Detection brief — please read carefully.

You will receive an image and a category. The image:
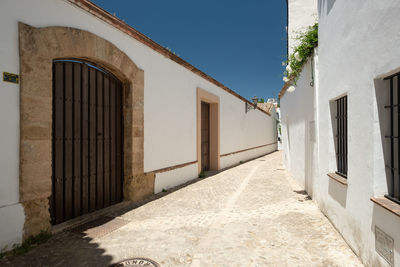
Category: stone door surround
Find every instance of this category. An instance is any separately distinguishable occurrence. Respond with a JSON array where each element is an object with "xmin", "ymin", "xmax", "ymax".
[{"xmin": 19, "ymin": 23, "xmax": 148, "ymax": 239}]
